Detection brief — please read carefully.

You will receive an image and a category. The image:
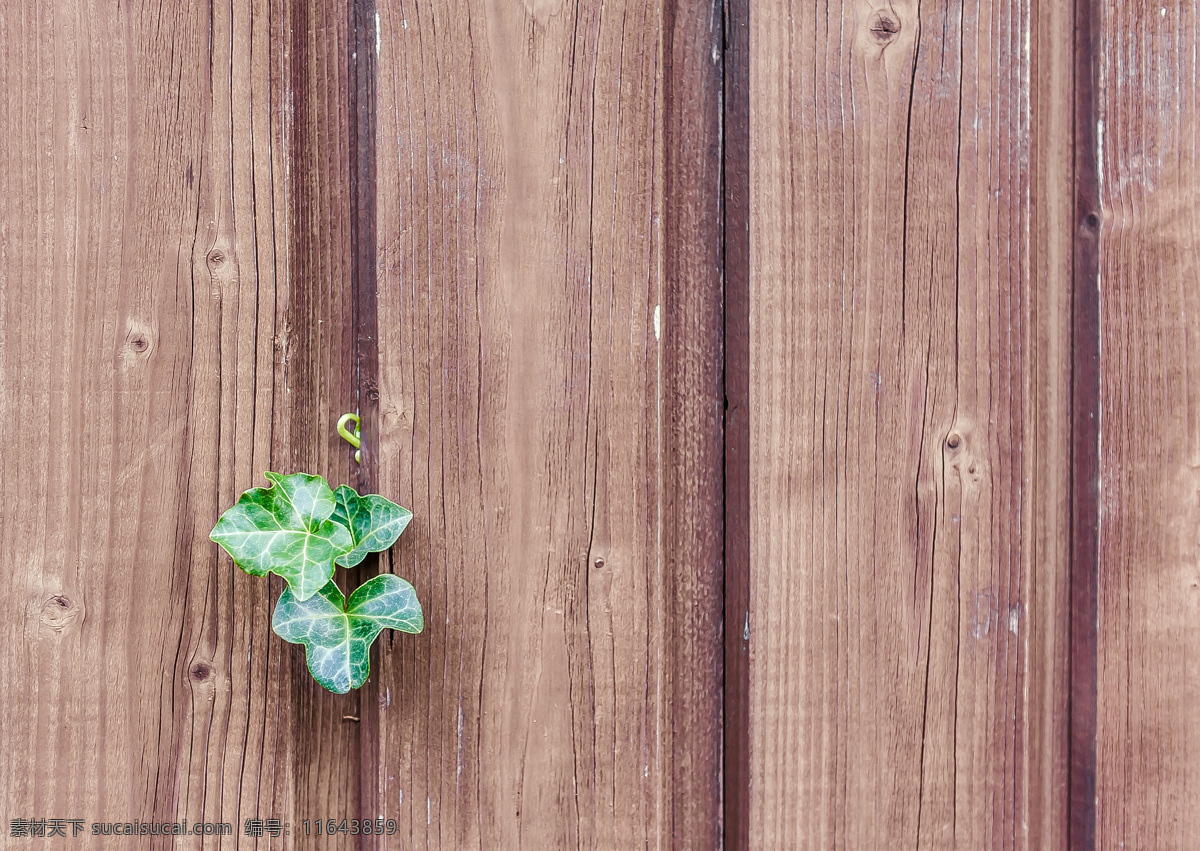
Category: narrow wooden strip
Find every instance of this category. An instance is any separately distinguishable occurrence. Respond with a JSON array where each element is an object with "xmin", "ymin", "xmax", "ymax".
[
  {"xmin": 350, "ymin": 0, "xmax": 380, "ymax": 494},
  {"xmin": 284, "ymin": 0, "xmax": 363, "ymax": 836},
  {"xmin": 1027, "ymin": 0, "xmax": 1075, "ymax": 845},
  {"xmin": 721, "ymin": 0, "xmax": 752, "ymax": 844},
  {"xmin": 347, "ymin": 0, "xmax": 385, "ymax": 834},
  {"xmin": 1069, "ymin": 0, "xmax": 1100, "ymax": 844},
  {"xmin": 663, "ymin": 0, "xmax": 726, "ymax": 843}
]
